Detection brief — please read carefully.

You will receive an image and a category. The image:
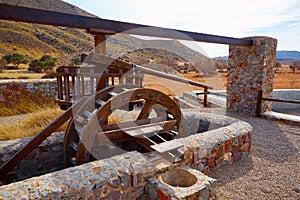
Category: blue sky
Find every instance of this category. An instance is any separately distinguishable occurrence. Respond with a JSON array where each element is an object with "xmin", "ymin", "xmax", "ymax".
[{"xmin": 64, "ymin": 0, "xmax": 300, "ymax": 57}]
